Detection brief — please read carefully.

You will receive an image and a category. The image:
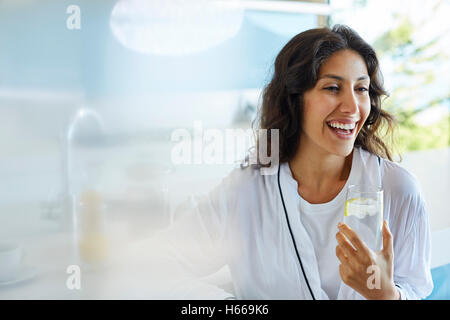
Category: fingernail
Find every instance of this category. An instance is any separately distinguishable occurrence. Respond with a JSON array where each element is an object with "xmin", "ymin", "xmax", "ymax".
[{"xmin": 338, "ymin": 222, "xmax": 343, "ymax": 228}]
